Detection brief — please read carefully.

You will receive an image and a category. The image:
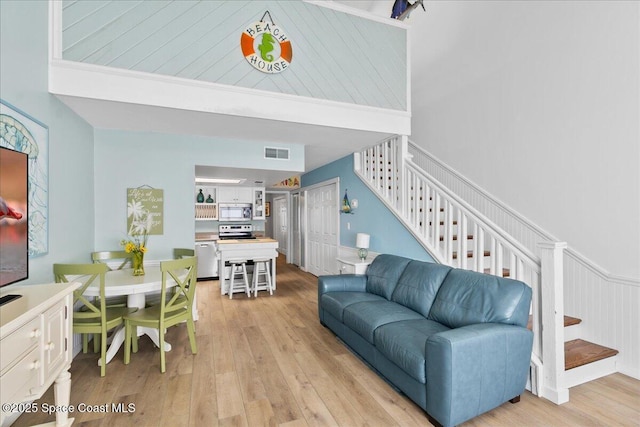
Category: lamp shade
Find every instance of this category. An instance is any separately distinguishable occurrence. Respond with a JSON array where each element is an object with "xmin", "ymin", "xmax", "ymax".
[{"xmin": 356, "ymin": 233, "xmax": 370, "ymax": 249}]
